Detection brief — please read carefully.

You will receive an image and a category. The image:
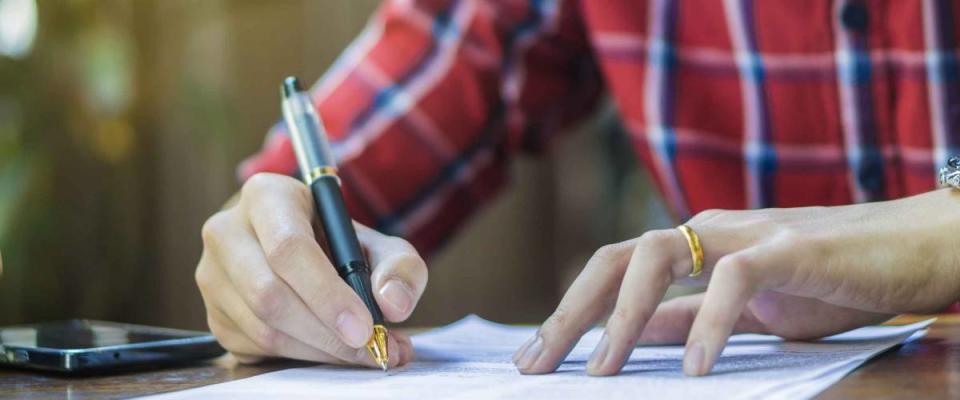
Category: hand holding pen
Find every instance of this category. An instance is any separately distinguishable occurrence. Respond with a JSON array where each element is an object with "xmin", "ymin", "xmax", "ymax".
[{"xmin": 195, "ymin": 79, "xmax": 427, "ymax": 370}]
